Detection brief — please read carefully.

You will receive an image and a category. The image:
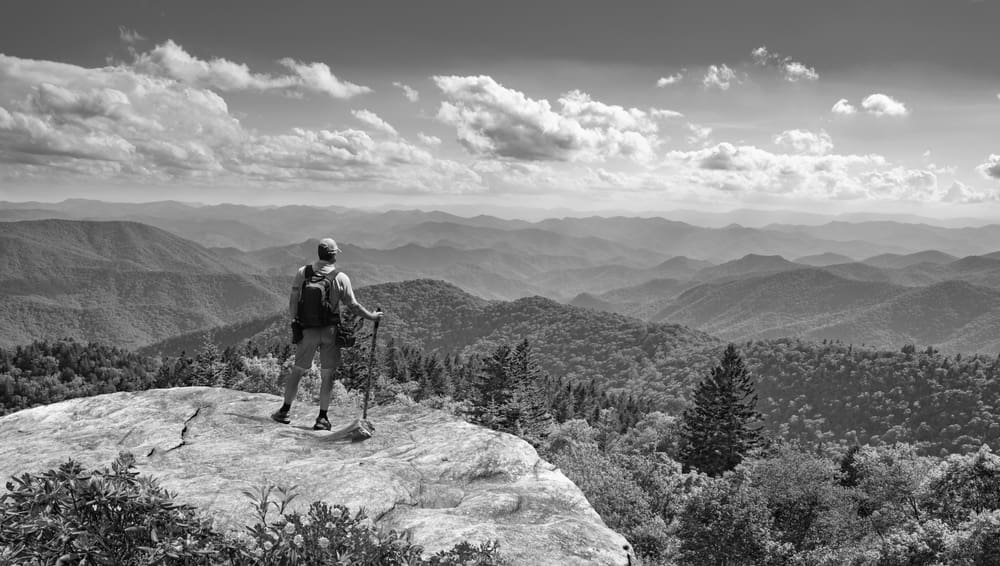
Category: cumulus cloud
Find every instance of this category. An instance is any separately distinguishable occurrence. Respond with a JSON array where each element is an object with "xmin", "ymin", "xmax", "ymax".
[
  {"xmin": 979, "ymin": 154, "xmax": 1000, "ymax": 180},
  {"xmin": 433, "ymin": 75, "xmax": 664, "ymax": 162},
  {"xmin": 783, "ymin": 62, "xmax": 819, "ymax": 82},
  {"xmin": 277, "ymin": 59, "xmax": 372, "ymax": 99},
  {"xmin": 658, "ymin": 142, "xmax": 947, "ymax": 201},
  {"xmin": 0, "ymin": 53, "xmax": 483, "ymax": 194},
  {"xmin": 130, "ymin": 40, "xmax": 371, "ymax": 99},
  {"xmin": 941, "ymin": 181, "xmax": 996, "ymax": 204},
  {"xmin": 392, "ymin": 81, "xmax": 419, "ymax": 102},
  {"xmin": 564, "ymin": 142, "xmax": 916, "ymax": 202},
  {"xmin": 656, "ymin": 73, "xmax": 683, "ymax": 87},
  {"xmin": 686, "ymin": 123, "xmax": 712, "ymax": 146},
  {"xmin": 861, "ymin": 167, "xmax": 937, "ymax": 199},
  {"xmin": 418, "ymin": 132, "xmax": 442, "ymax": 146},
  {"xmin": 861, "ymin": 93, "xmax": 908, "ymax": 117},
  {"xmin": 751, "ymin": 46, "xmax": 819, "ymax": 82},
  {"xmin": 702, "ymin": 64, "xmax": 738, "ymax": 90},
  {"xmin": 773, "ymin": 129, "xmax": 833, "ymax": 155},
  {"xmin": 351, "ymin": 109, "xmax": 398, "ymax": 136},
  {"xmin": 118, "ymin": 26, "xmax": 145, "ymax": 44},
  {"xmin": 832, "ymin": 98, "xmax": 857, "ymax": 115}
]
